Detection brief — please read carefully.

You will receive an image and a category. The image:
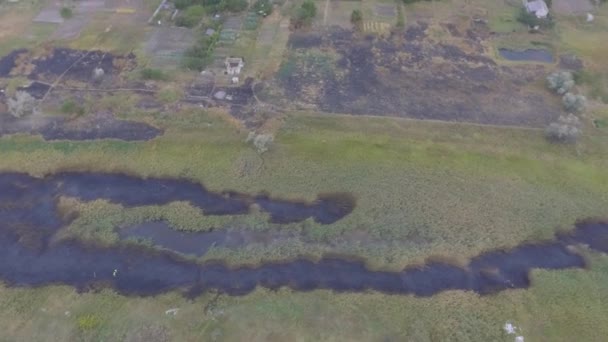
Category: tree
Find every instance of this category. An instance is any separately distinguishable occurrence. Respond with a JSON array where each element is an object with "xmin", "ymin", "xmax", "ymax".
[
  {"xmin": 351, "ymin": 10, "xmax": 363, "ymax": 30},
  {"xmin": 60, "ymin": 7, "xmax": 73, "ymax": 19},
  {"xmin": 546, "ymin": 71, "xmax": 574, "ymax": 95},
  {"xmin": 562, "ymin": 93, "xmax": 586, "ymax": 112},
  {"xmin": 545, "ymin": 114, "xmax": 582, "ymax": 143},
  {"xmin": 8, "ymin": 91, "xmax": 37, "ymax": 118},
  {"xmin": 292, "ymin": 0, "xmax": 317, "ymax": 28}
]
